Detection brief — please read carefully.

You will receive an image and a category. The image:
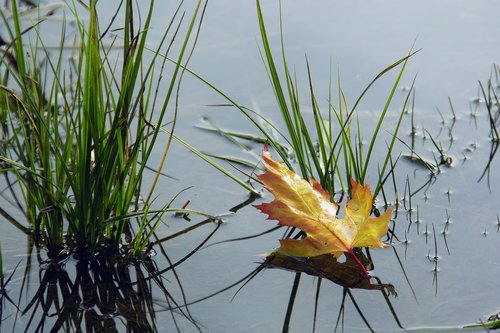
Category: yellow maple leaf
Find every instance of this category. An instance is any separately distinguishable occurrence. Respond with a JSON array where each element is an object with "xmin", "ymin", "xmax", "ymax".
[{"xmin": 255, "ymin": 145, "xmax": 392, "ymax": 275}]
